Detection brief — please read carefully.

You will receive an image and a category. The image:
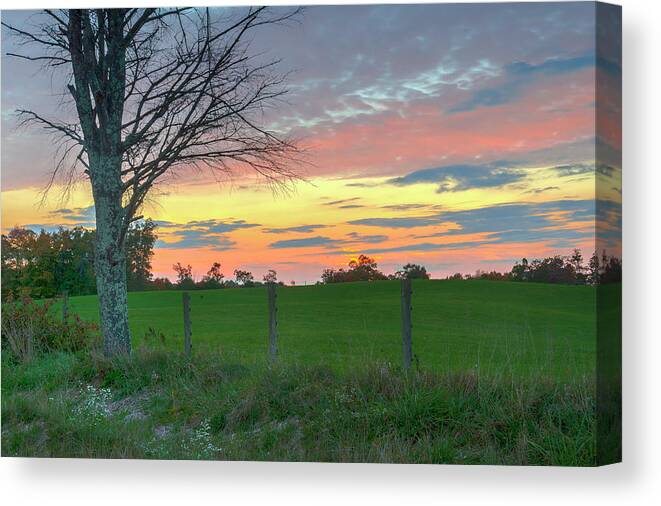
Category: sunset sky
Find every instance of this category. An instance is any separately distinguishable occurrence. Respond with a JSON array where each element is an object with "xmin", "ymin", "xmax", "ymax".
[{"xmin": 1, "ymin": 3, "xmax": 621, "ymax": 283}]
